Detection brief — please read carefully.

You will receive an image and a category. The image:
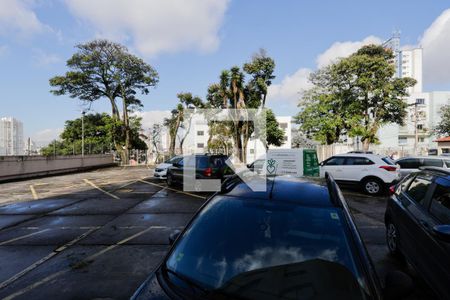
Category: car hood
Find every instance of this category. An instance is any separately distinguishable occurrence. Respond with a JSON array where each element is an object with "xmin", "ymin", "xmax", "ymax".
[
  {"xmin": 156, "ymin": 163, "xmax": 172, "ymax": 169},
  {"xmin": 131, "ymin": 273, "xmax": 169, "ymax": 300}
]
